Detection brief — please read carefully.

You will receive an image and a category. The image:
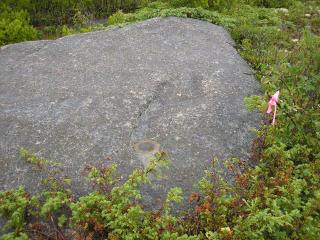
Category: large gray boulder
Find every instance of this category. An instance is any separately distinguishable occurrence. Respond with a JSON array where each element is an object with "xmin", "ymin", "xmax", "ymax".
[{"xmin": 0, "ymin": 17, "xmax": 261, "ymax": 212}]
